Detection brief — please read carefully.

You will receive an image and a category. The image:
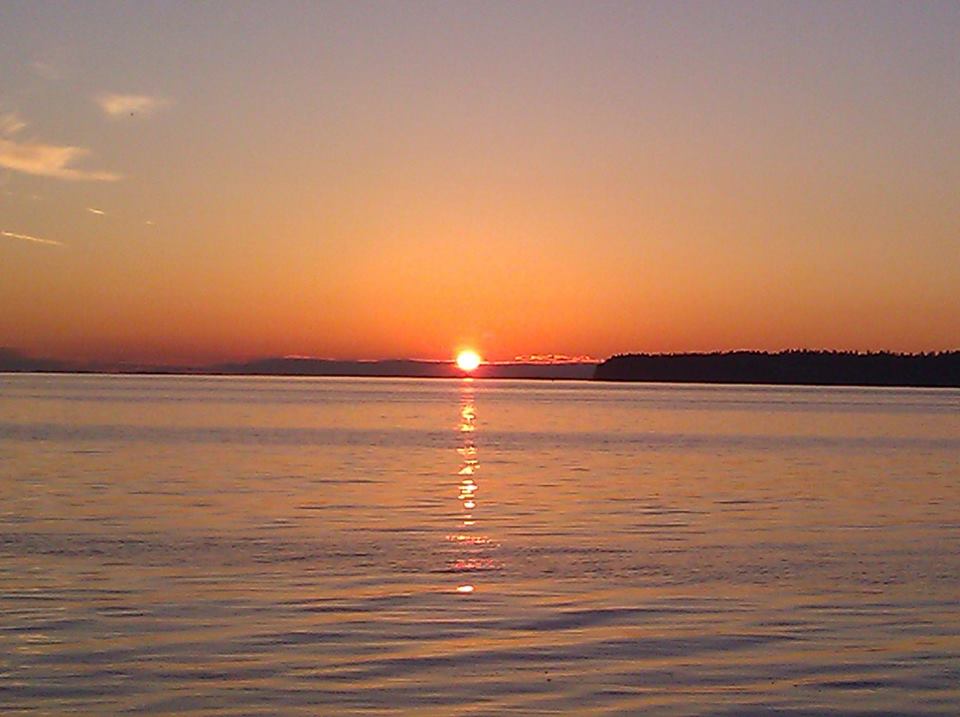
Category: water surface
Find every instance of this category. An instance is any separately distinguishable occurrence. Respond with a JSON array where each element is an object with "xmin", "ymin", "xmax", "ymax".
[{"xmin": 1, "ymin": 375, "xmax": 958, "ymax": 715}]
